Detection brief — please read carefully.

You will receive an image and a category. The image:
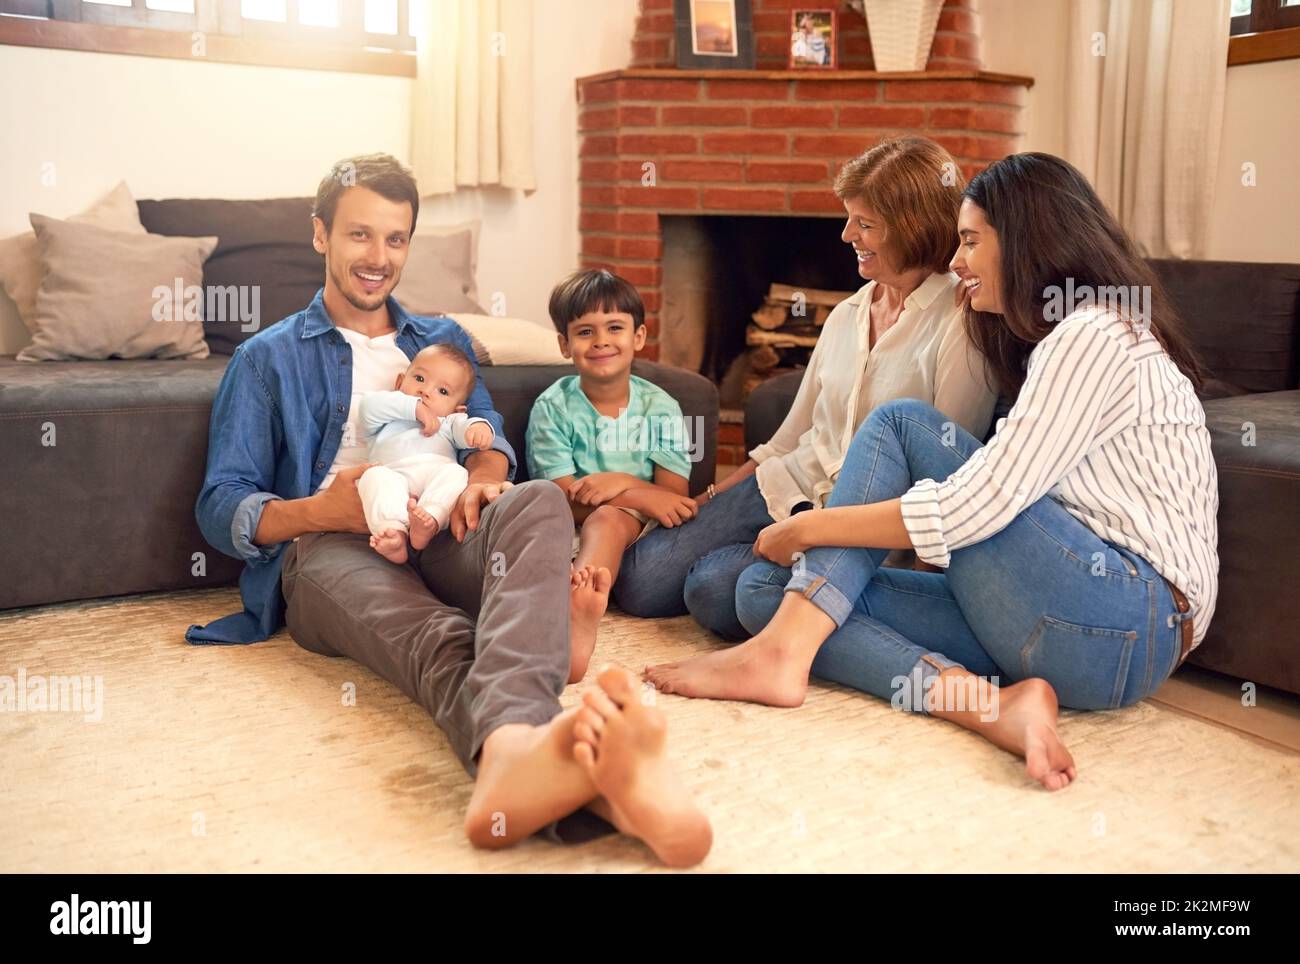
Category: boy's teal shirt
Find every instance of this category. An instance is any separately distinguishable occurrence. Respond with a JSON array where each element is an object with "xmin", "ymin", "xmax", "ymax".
[{"xmin": 526, "ymin": 374, "xmax": 692, "ymax": 483}]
